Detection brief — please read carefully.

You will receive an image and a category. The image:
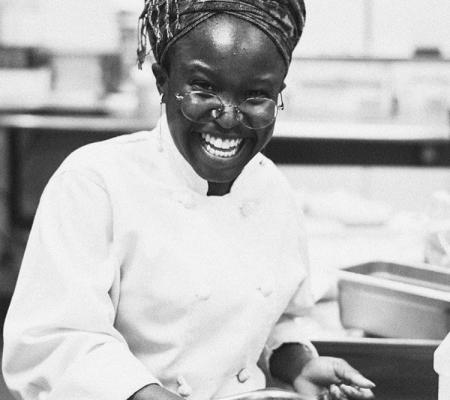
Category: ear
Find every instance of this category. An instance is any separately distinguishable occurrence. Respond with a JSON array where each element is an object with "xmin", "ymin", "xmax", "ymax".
[{"xmin": 152, "ymin": 63, "xmax": 169, "ymax": 102}]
